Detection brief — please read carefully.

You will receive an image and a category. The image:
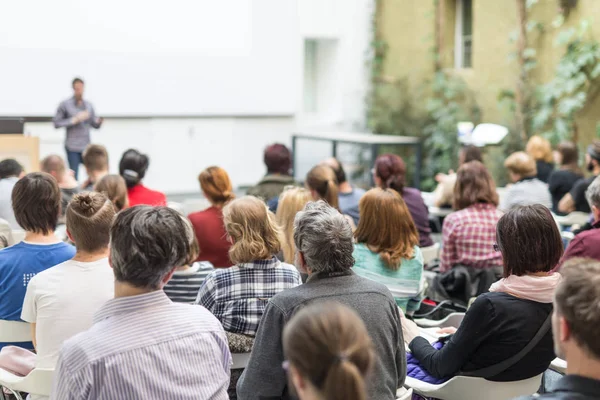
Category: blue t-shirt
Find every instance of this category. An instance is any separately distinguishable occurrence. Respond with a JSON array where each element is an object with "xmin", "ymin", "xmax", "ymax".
[{"xmin": 339, "ymin": 187, "xmax": 365, "ymax": 226}]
